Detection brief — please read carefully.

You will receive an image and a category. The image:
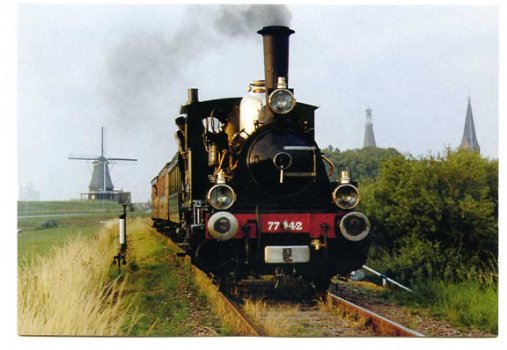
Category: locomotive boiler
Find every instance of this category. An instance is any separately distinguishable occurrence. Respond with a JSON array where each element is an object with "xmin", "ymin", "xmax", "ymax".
[{"xmin": 151, "ymin": 26, "xmax": 371, "ymax": 291}]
